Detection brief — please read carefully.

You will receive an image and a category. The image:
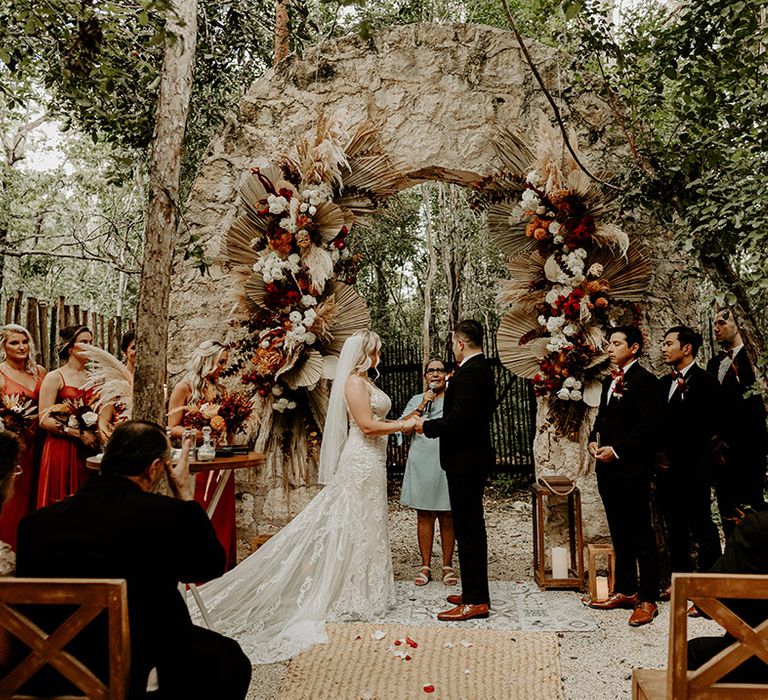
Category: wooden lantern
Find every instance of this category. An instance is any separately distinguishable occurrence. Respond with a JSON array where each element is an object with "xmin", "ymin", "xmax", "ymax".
[{"xmin": 532, "ymin": 478, "xmax": 585, "ymax": 590}]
